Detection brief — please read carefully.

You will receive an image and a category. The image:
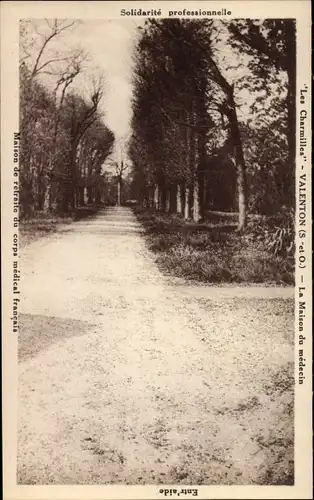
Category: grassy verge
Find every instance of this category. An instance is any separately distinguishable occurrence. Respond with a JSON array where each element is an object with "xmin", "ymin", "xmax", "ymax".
[
  {"xmin": 256, "ymin": 361, "xmax": 294, "ymax": 485},
  {"xmin": 135, "ymin": 208, "xmax": 294, "ymax": 285},
  {"xmin": 19, "ymin": 206, "xmax": 99, "ymax": 248}
]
